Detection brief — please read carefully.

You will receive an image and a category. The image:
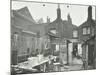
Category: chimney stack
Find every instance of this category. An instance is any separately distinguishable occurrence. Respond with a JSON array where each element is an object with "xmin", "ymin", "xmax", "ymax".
[
  {"xmin": 88, "ymin": 6, "xmax": 92, "ymax": 20},
  {"xmin": 47, "ymin": 16, "xmax": 50, "ymax": 23},
  {"xmin": 57, "ymin": 4, "xmax": 61, "ymax": 20},
  {"xmin": 67, "ymin": 13, "xmax": 72, "ymax": 24}
]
